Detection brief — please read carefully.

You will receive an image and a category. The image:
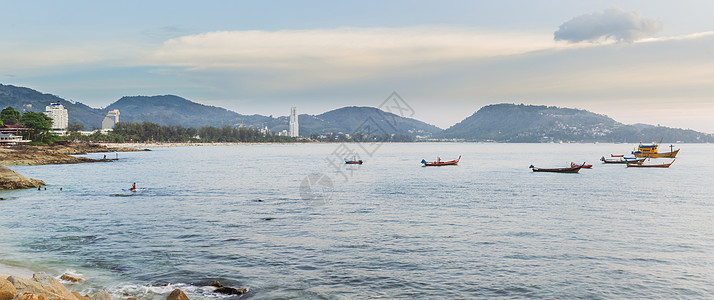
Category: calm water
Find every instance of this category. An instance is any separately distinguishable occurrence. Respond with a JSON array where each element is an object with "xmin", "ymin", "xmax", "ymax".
[{"xmin": 1, "ymin": 143, "xmax": 713, "ymax": 299}]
